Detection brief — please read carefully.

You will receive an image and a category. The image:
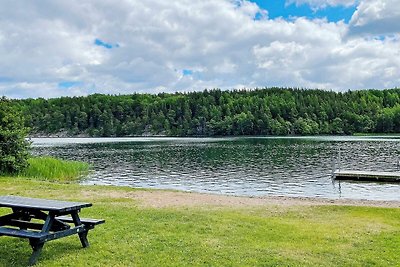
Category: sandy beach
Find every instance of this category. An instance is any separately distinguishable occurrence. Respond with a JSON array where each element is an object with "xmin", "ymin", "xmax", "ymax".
[{"xmin": 86, "ymin": 189, "xmax": 400, "ymax": 209}]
